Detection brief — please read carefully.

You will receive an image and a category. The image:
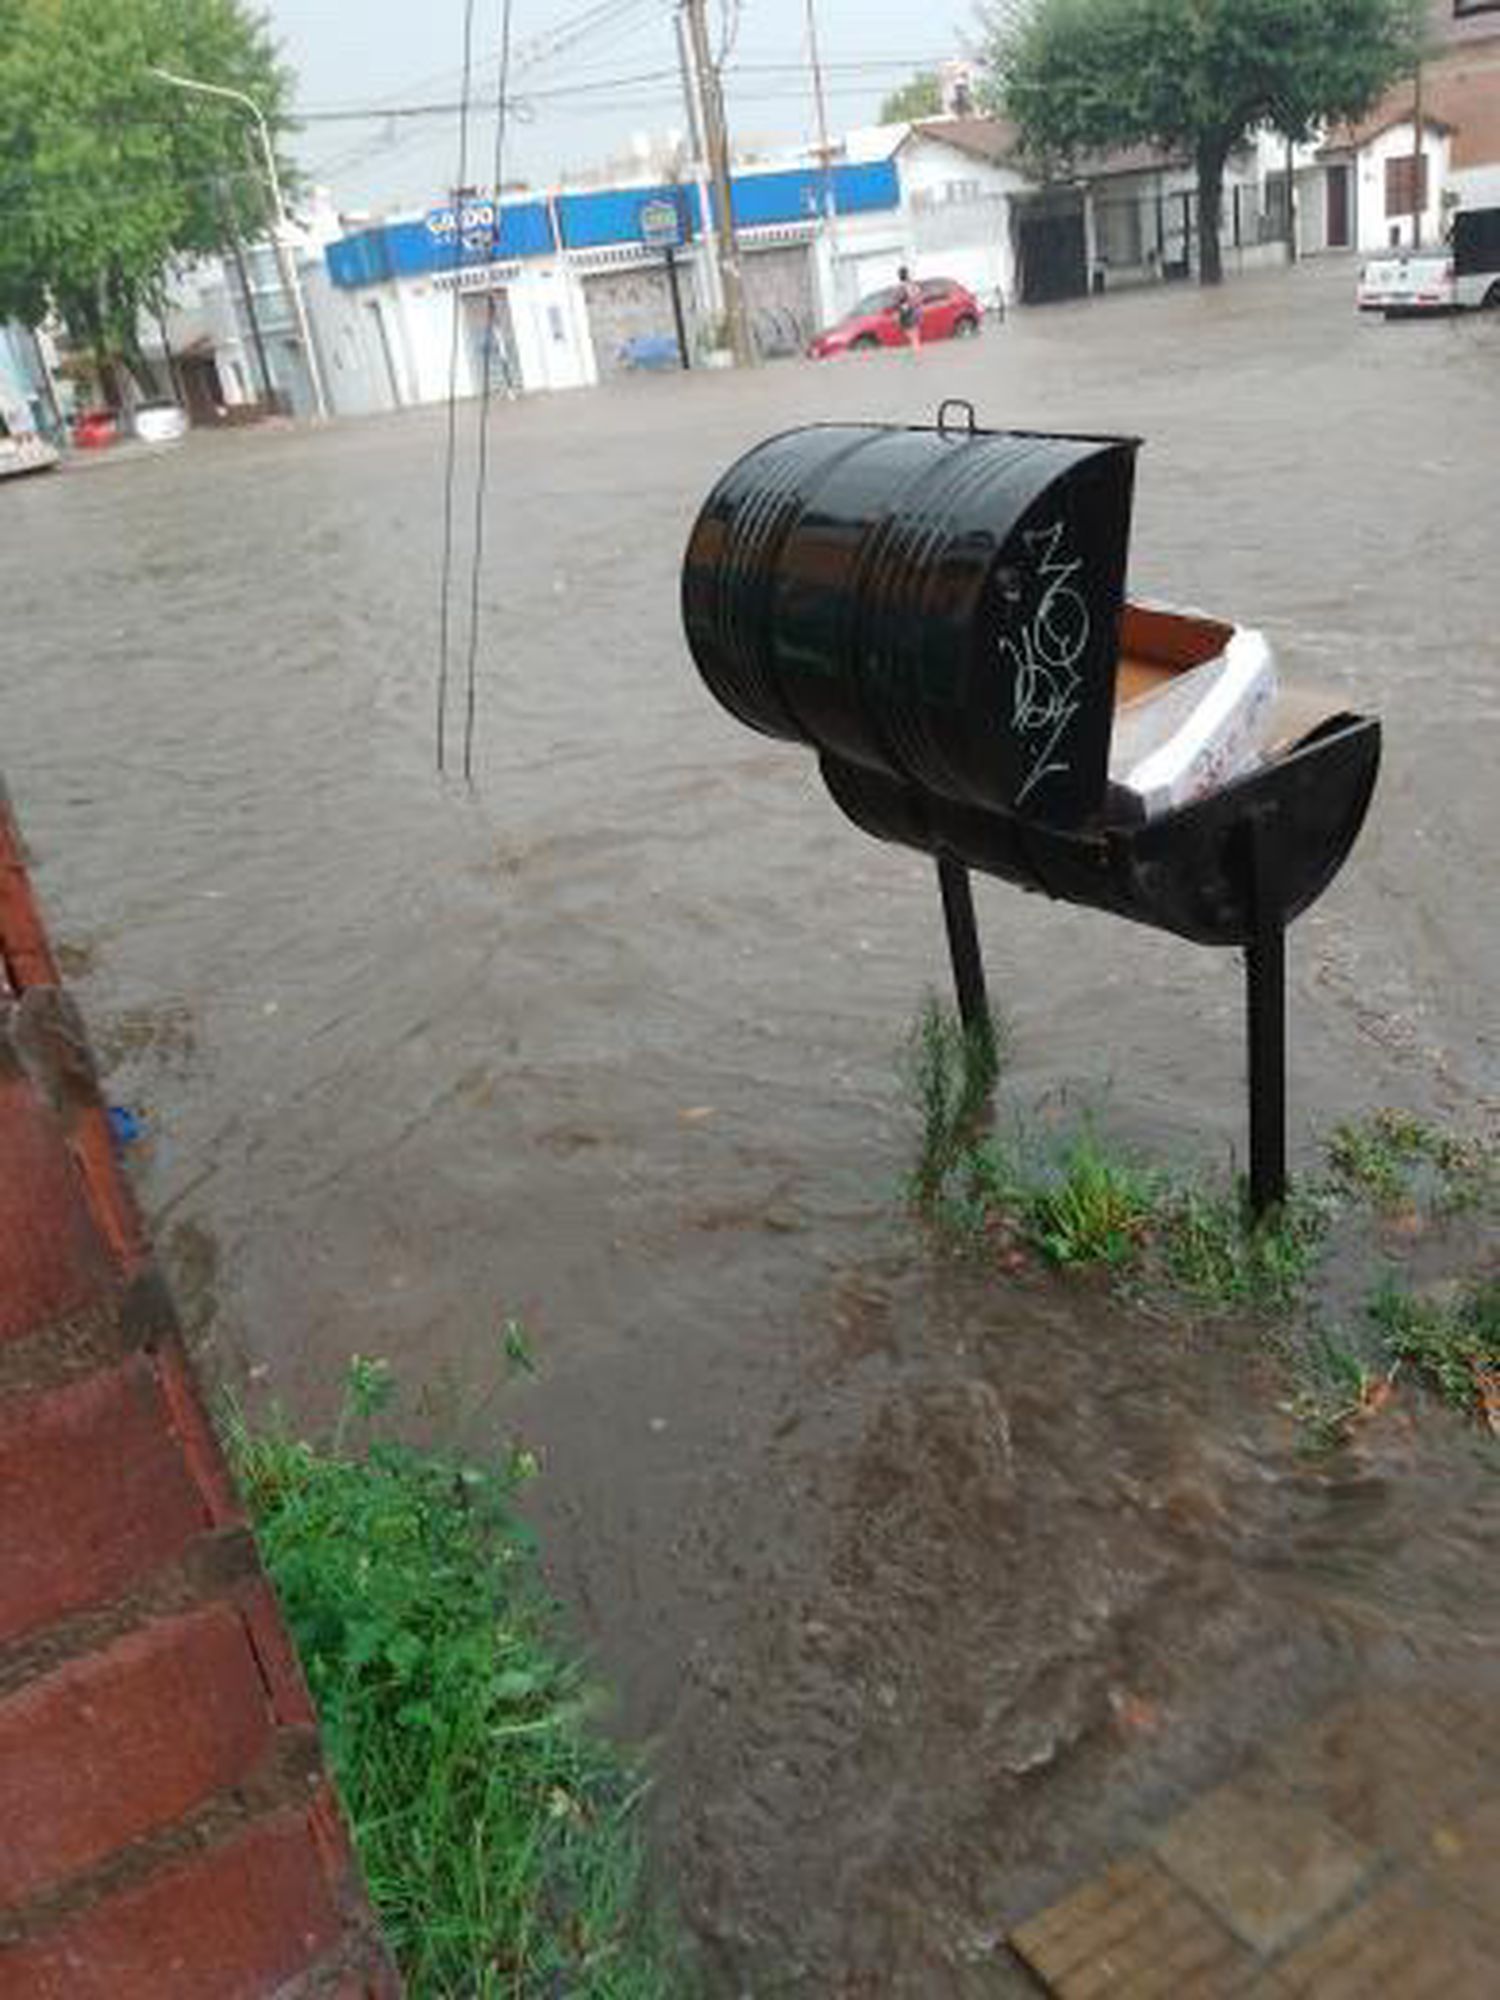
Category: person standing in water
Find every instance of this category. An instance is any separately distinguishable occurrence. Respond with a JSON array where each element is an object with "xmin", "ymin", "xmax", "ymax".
[{"xmin": 896, "ymin": 266, "xmax": 923, "ymax": 350}]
